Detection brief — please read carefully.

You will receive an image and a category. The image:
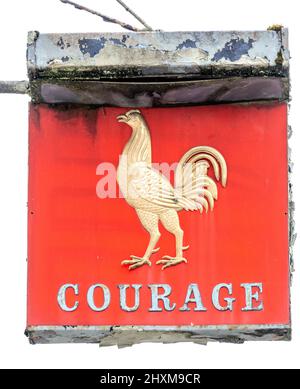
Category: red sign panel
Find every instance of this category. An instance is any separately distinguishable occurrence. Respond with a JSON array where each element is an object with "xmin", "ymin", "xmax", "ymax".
[{"xmin": 27, "ymin": 103, "xmax": 289, "ymax": 328}]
